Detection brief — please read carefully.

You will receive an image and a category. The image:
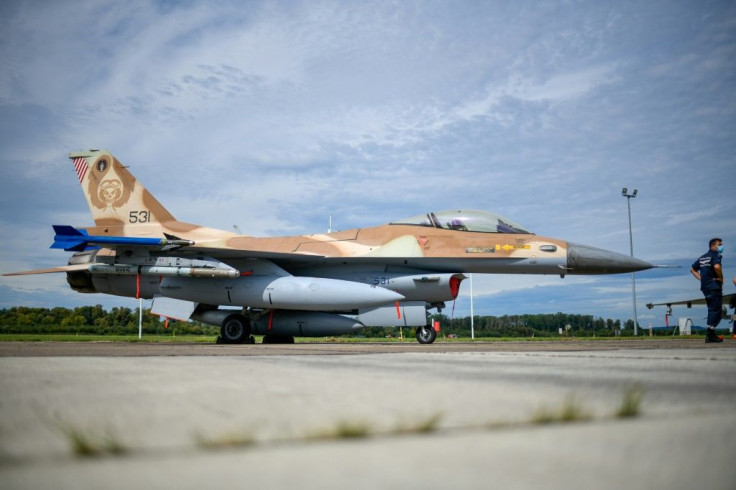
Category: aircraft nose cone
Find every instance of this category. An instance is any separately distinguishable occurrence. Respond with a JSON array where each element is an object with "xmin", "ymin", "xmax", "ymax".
[{"xmin": 566, "ymin": 243, "xmax": 654, "ymax": 274}]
